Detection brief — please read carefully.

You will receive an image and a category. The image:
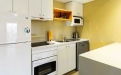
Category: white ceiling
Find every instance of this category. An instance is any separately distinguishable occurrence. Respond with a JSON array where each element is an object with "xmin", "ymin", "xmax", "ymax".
[{"xmin": 55, "ymin": 0, "xmax": 94, "ymax": 3}]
